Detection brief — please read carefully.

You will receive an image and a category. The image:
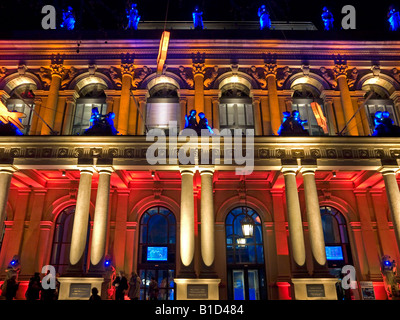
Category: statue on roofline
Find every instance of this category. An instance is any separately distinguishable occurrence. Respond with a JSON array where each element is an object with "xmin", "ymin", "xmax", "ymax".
[
  {"xmin": 125, "ymin": 3, "xmax": 141, "ymax": 30},
  {"xmin": 193, "ymin": 6, "xmax": 204, "ymax": 30},
  {"xmin": 258, "ymin": 5, "xmax": 271, "ymax": 30},
  {"xmin": 321, "ymin": 7, "xmax": 334, "ymax": 31},
  {"xmin": 388, "ymin": 5, "xmax": 400, "ymax": 31},
  {"xmin": 60, "ymin": 6, "xmax": 76, "ymax": 30}
]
